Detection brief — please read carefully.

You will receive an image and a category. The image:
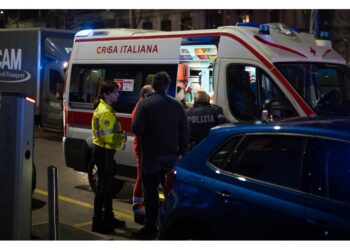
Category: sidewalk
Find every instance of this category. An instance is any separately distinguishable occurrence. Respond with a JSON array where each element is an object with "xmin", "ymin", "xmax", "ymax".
[{"xmin": 32, "ymin": 223, "xmax": 108, "ymax": 240}]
